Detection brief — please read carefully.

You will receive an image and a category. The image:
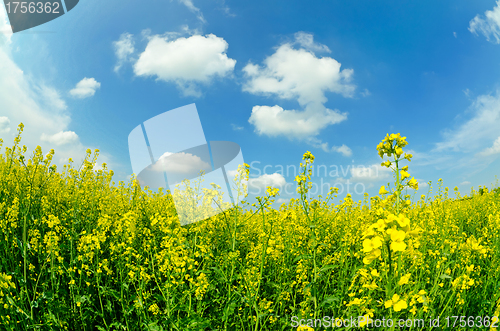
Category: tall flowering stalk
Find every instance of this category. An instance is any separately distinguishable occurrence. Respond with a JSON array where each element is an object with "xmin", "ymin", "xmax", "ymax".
[
  {"xmin": 294, "ymin": 151, "xmax": 321, "ymax": 317},
  {"xmin": 376, "ymin": 133, "xmax": 418, "ymax": 213},
  {"xmin": 251, "ymin": 185, "xmax": 279, "ymax": 331},
  {"xmin": 361, "ymin": 133, "xmax": 421, "ymax": 310}
]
